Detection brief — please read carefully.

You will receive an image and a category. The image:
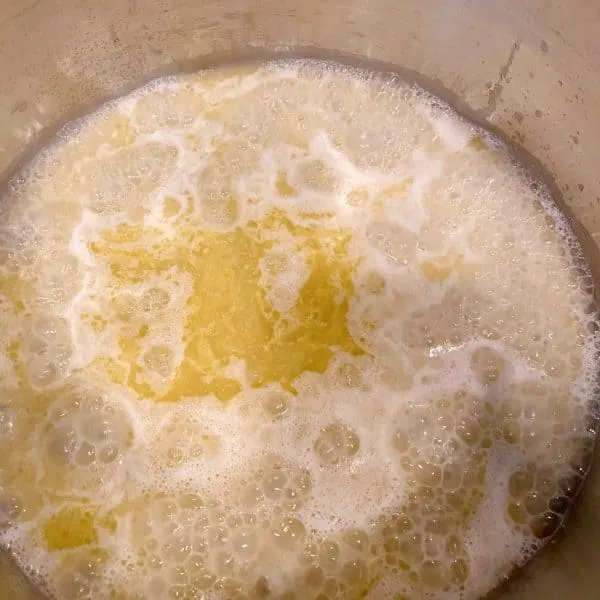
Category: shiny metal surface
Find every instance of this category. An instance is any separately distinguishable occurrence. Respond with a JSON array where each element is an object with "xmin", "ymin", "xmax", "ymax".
[{"xmin": 1, "ymin": 1, "xmax": 599, "ymax": 598}]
